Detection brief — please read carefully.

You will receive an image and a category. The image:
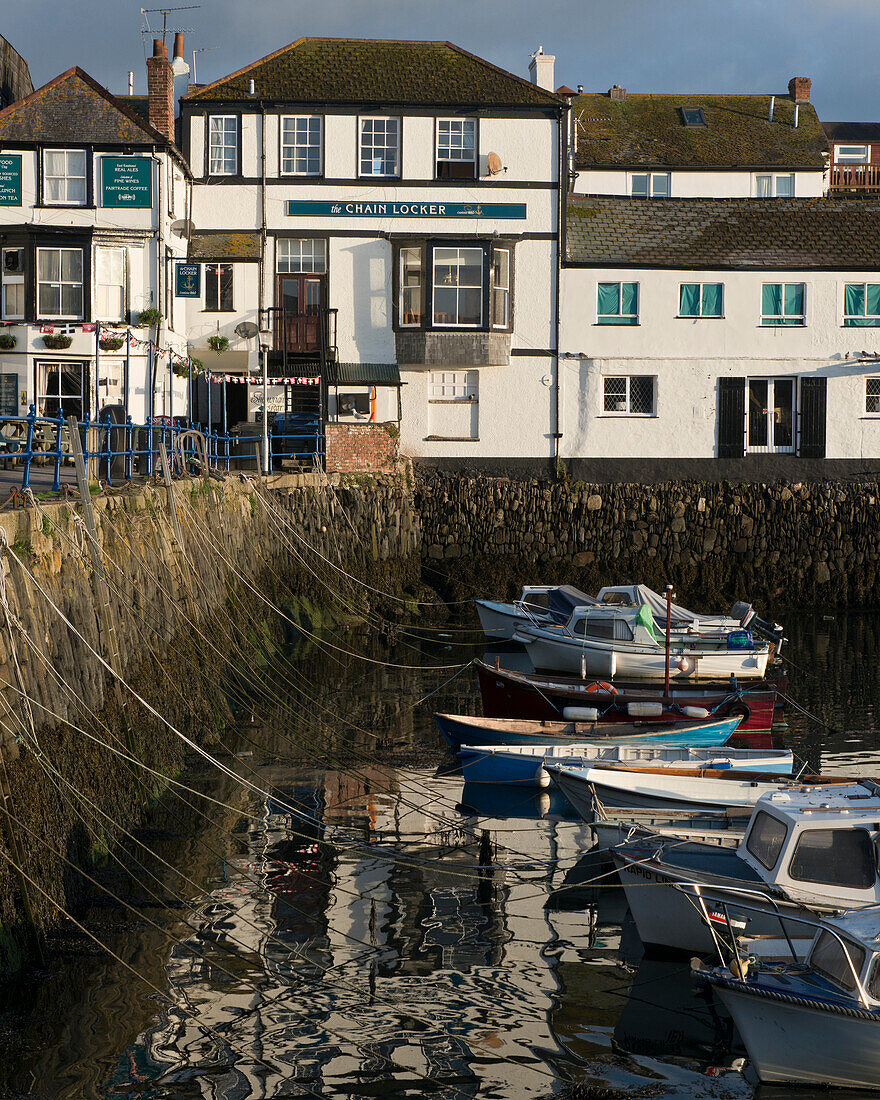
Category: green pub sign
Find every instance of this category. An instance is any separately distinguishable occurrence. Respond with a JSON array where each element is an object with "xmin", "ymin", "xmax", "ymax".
[
  {"xmin": 176, "ymin": 262, "xmax": 201, "ymax": 298},
  {"xmin": 285, "ymin": 200, "xmax": 527, "ymax": 219},
  {"xmin": 0, "ymin": 156, "xmax": 21, "ymax": 205},
  {"xmin": 101, "ymin": 156, "xmax": 152, "ymax": 208}
]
